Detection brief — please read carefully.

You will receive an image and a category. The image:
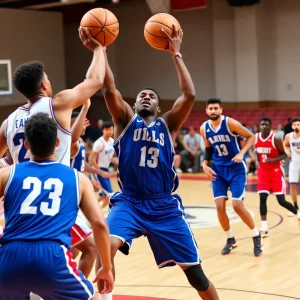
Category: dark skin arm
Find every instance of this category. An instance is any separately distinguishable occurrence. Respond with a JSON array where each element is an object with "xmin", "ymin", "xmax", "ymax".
[
  {"xmin": 265, "ymin": 137, "xmax": 287, "ymax": 163},
  {"xmin": 161, "ymin": 26, "xmax": 196, "ymax": 136},
  {"xmin": 101, "ymin": 48, "xmax": 134, "ymax": 140}
]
